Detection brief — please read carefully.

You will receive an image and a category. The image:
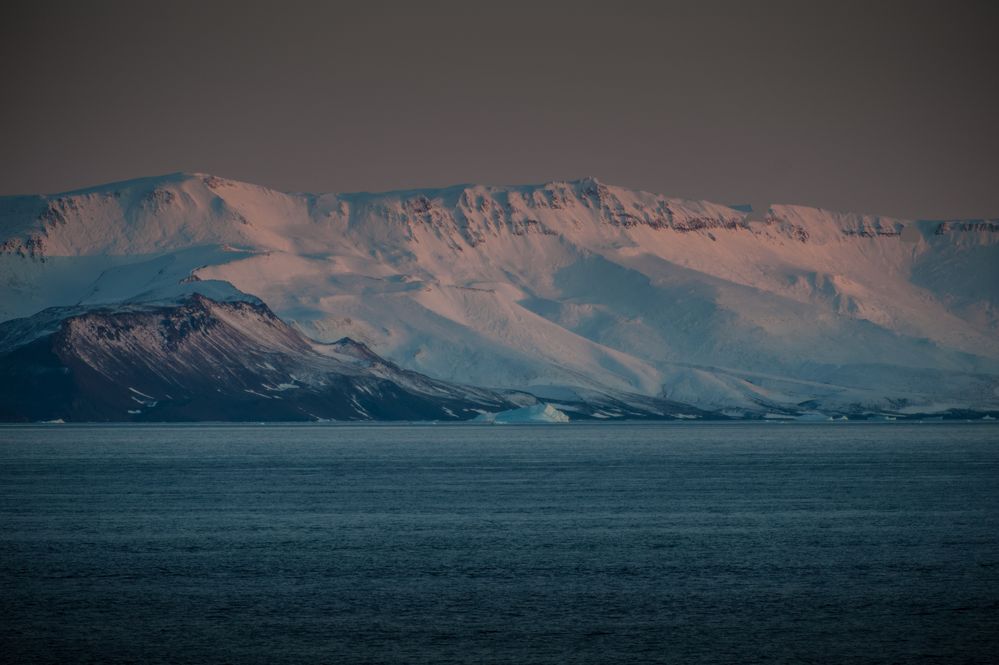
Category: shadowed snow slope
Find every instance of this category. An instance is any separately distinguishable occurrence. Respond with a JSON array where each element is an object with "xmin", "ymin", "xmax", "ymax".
[
  {"xmin": 0, "ymin": 294, "xmax": 519, "ymax": 422},
  {"xmin": 2, "ymin": 172, "xmax": 997, "ymax": 417}
]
